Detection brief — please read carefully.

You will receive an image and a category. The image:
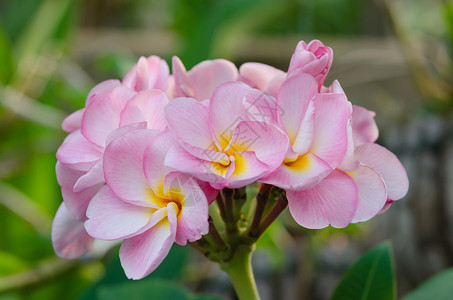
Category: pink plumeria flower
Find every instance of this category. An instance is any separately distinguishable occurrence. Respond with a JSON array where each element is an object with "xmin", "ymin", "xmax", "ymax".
[
  {"xmin": 85, "ymin": 129, "xmax": 209, "ymax": 279},
  {"xmin": 260, "ymin": 73, "xmax": 351, "ymax": 192},
  {"xmin": 122, "ymin": 55, "xmax": 169, "ymax": 92},
  {"xmin": 55, "ymin": 79, "xmax": 170, "ymax": 256},
  {"xmin": 164, "ymin": 81, "xmax": 290, "ymax": 189},
  {"xmin": 288, "ymin": 40, "xmax": 333, "ymax": 90},
  {"xmin": 286, "ymin": 84, "xmax": 408, "ymax": 229},
  {"xmin": 171, "ymin": 56, "xmax": 238, "ymax": 101}
]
